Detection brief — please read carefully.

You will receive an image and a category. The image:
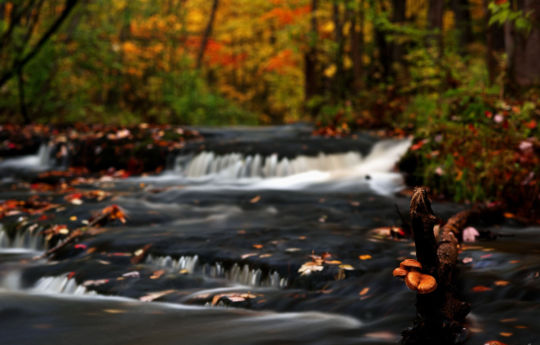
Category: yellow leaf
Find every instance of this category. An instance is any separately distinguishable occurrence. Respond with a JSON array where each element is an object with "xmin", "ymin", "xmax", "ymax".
[
  {"xmin": 358, "ymin": 254, "xmax": 372, "ymax": 260},
  {"xmin": 338, "ymin": 264, "xmax": 354, "ymax": 270},
  {"xmin": 324, "ymin": 64, "xmax": 337, "ymax": 78}
]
